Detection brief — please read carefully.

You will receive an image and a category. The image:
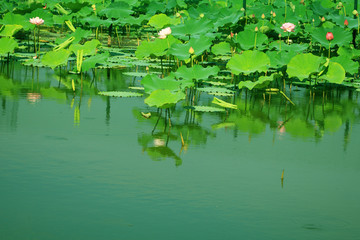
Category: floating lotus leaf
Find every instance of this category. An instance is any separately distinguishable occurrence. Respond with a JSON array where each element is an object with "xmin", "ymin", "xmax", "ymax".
[
  {"xmin": 287, "ymin": 53, "xmax": 323, "ymax": 81},
  {"xmin": 211, "ymin": 42, "xmax": 231, "ymax": 55},
  {"xmin": 235, "ymin": 29, "xmax": 268, "ymax": 50},
  {"xmin": 0, "ymin": 12, "xmax": 33, "ymax": 30},
  {"xmin": 41, "ymin": 49, "xmax": 71, "ymax": 69},
  {"xmin": 141, "ymin": 74, "xmax": 193, "ymax": 94},
  {"xmin": 144, "ymin": 89, "xmax": 185, "ymax": 108},
  {"xmin": 190, "ymin": 106, "xmax": 226, "ymax": 112},
  {"xmin": 227, "ymin": 50, "xmax": 270, "ymax": 75},
  {"xmin": 148, "ymin": 13, "xmax": 180, "ymax": 29},
  {"xmin": 331, "ymin": 56, "xmax": 359, "ymax": 75},
  {"xmin": 0, "ymin": 24, "xmax": 23, "ymax": 37},
  {"xmin": 197, "ymin": 87, "xmax": 234, "ymax": 94},
  {"xmin": 311, "ymin": 27, "xmax": 352, "ymax": 48},
  {"xmin": 82, "ymin": 52, "xmax": 110, "ymax": 72},
  {"xmin": 319, "ymin": 62, "xmax": 345, "ymax": 84},
  {"xmin": 135, "ymin": 35, "xmax": 180, "ymax": 59},
  {"xmin": 98, "ymin": 91, "xmax": 143, "ymax": 97},
  {"xmin": 69, "ymin": 39, "xmax": 101, "ymax": 56},
  {"xmin": 174, "ymin": 65, "xmax": 219, "ymax": 81},
  {"xmin": 0, "ymin": 37, "xmax": 18, "ymax": 55},
  {"xmin": 168, "ymin": 36, "xmax": 212, "ymax": 60}
]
